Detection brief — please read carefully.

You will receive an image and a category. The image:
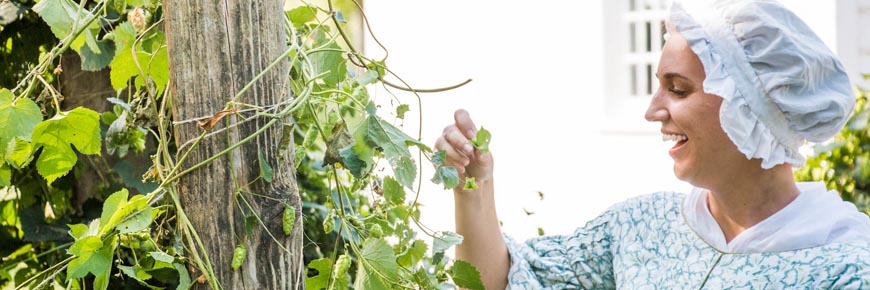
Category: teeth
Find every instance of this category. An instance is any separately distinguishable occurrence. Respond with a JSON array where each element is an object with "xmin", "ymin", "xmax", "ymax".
[{"xmin": 662, "ymin": 134, "xmax": 688, "ymax": 142}]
